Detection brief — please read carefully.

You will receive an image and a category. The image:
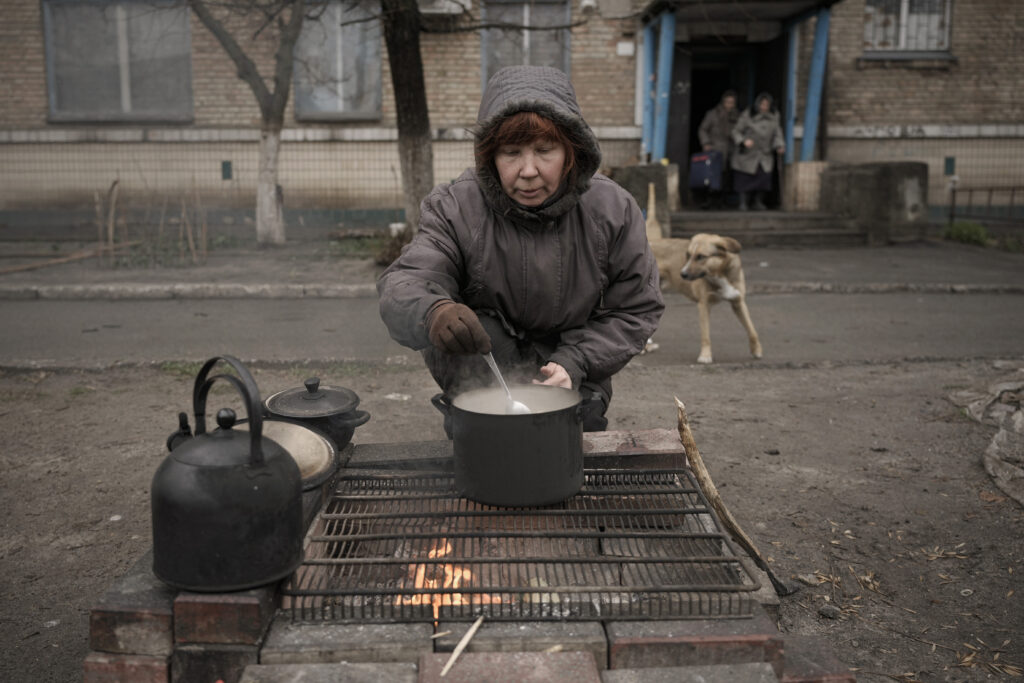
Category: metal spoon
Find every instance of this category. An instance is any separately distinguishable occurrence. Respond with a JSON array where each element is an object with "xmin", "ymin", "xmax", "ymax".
[{"xmin": 483, "ymin": 352, "xmax": 531, "ymax": 415}]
